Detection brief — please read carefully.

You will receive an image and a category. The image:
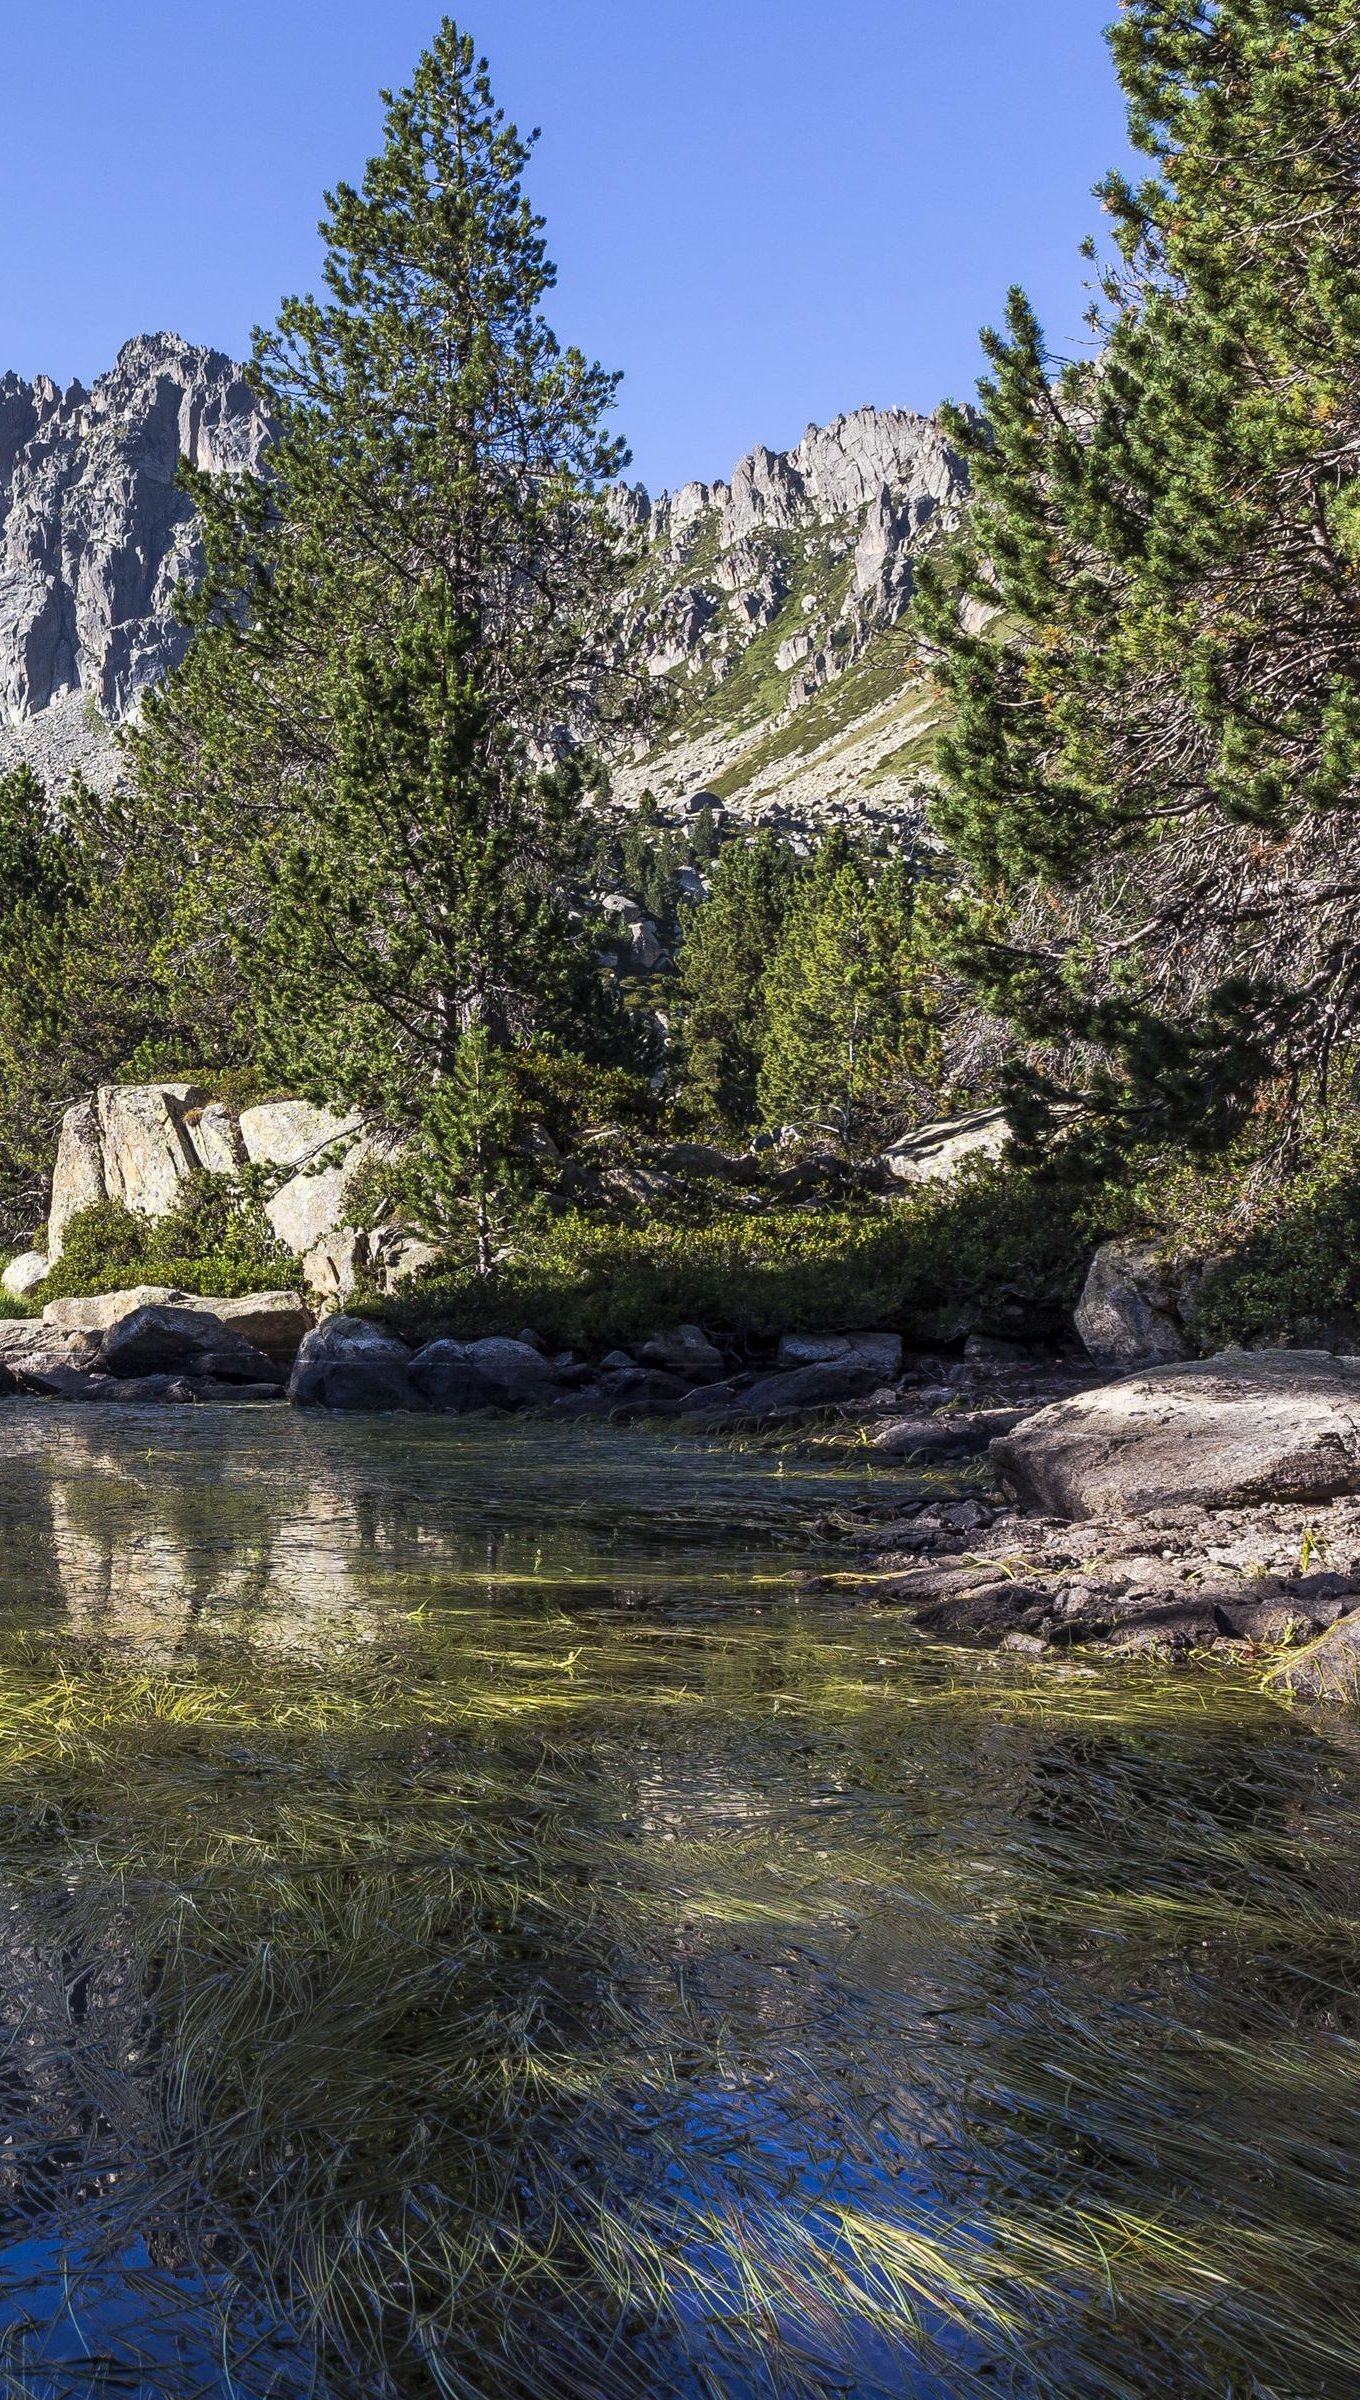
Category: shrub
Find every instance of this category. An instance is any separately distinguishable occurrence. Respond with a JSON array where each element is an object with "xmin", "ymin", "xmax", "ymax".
[
  {"xmin": 37, "ymin": 1178, "xmax": 301, "ymax": 1305},
  {"xmin": 369, "ymin": 1163, "xmax": 1093, "ymax": 1353}
]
